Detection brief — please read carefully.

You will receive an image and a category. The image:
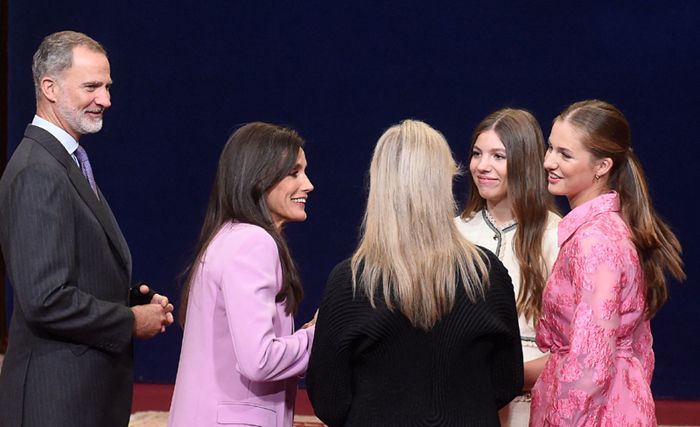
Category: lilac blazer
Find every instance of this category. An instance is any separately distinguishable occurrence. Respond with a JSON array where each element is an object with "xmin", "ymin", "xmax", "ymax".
[{"xmin": 168, "ymin": 222, "xmax": 314, "ymax": 427}]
